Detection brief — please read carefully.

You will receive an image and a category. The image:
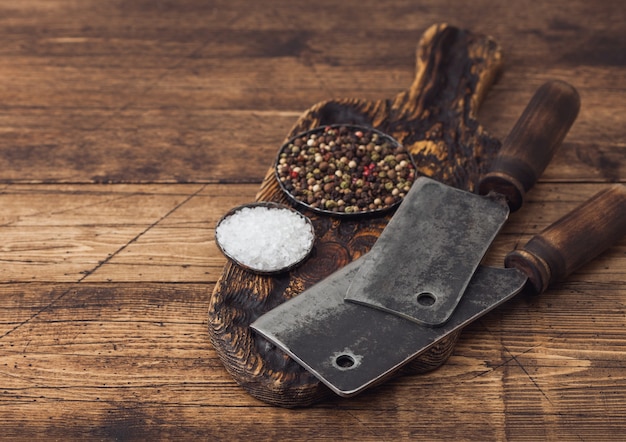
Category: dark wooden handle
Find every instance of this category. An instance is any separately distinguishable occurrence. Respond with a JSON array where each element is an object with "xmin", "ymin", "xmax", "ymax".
[
  {"xmin": 478, "ymin": 80, "xmax": 580, "ymax": 211},
  {"xmin": 504, "ymin": 184, "xmax": 626, "ymax": 293}
]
